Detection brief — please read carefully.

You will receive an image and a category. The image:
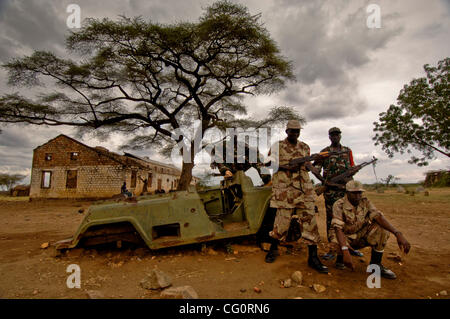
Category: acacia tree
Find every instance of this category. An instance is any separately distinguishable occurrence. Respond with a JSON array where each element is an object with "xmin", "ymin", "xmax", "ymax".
[
  {"xmin": 381, "ymin": 174, "xmax": 400, "ymax": 187},
  {"xmin": 373, "ymin": 57, "xmax": 449, "ymax": 166},
  {"xmin": 0, "ymin": 173, "xmax": 25, "ymax": 191},
  {"xmin": 0, "ymin": 1, "xmax": 296, "ymax": 190}
]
